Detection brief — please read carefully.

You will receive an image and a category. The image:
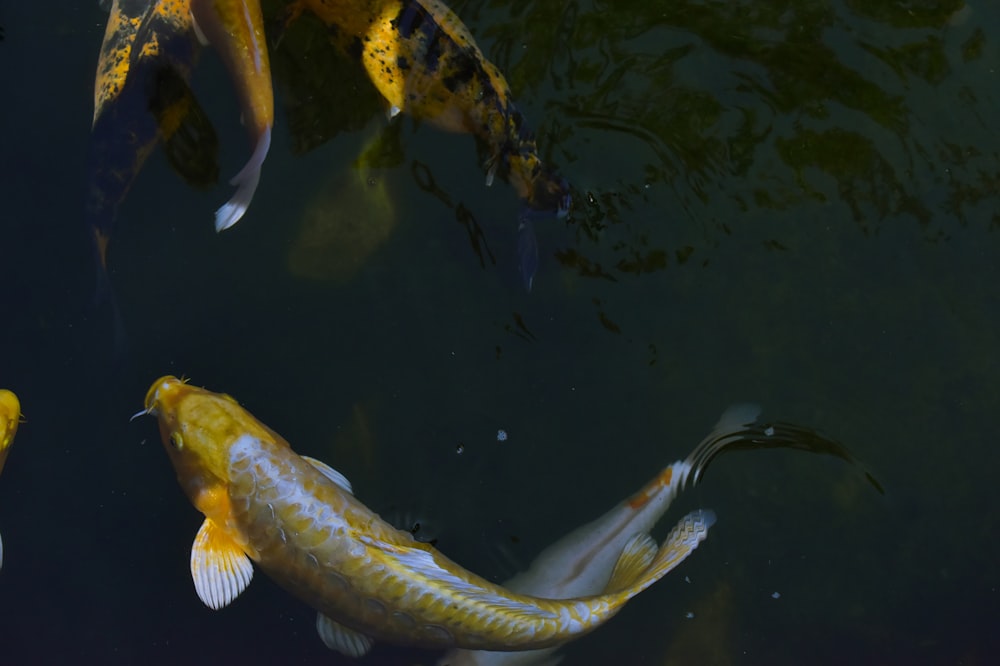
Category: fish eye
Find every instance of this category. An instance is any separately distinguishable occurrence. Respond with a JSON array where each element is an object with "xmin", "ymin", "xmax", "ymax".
[{"xmin": 169, "ymin": 432, "xmax": 184, "ymax": 451}]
